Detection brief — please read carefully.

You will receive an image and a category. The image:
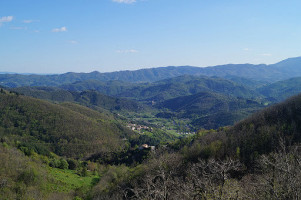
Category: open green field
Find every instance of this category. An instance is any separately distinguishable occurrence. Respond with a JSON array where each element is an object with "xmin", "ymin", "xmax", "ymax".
[{"xmin": 46, "ymin": 167, "xmax": 100, "ymax": 194}]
